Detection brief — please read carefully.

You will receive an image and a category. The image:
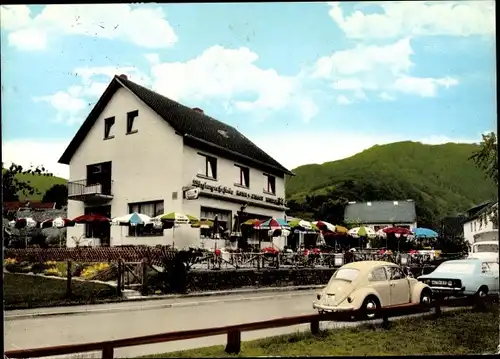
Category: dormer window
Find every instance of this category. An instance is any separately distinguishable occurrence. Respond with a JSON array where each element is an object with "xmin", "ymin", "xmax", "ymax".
[
  {"xmin": 104, "ymin": 117, "xmax": 115, "ymax": 140},
  {"xmin": 126, "ymin": 110, "xmax": 139, "ymax": 134},
  {"xmin": 264, "ymin": 174, "xmax": 276, "ymax": 195}
]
